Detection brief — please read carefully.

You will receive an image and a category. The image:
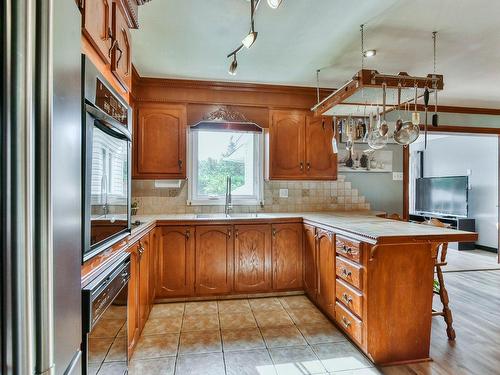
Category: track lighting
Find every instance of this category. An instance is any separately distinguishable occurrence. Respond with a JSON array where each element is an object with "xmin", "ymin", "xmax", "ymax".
[
  {"xmin": 228, "ymin": 54, "xmax": 238, "ymax": 75},
  {"xmin": 363, "ymin": 49, "xmax": 376, "ymax": 57},
  {"xmin": 267, "ymin": 0, "xmax": 282, "ymax": 9},
  {"xmin": 242, "ymin": 29, "xmax": 257, "ymax": 48}
]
